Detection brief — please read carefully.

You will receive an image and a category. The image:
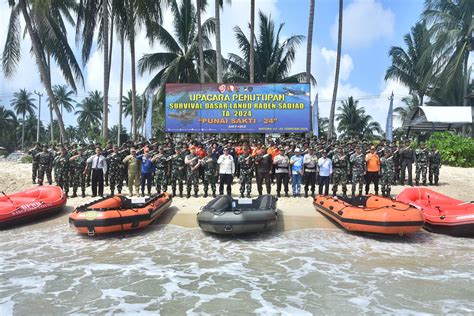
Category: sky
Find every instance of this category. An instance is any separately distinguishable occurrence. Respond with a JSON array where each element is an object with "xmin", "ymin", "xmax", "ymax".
[{"xmin": 0, "ymin": 0, "xmax": 428, "ymax": 131}]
